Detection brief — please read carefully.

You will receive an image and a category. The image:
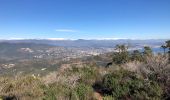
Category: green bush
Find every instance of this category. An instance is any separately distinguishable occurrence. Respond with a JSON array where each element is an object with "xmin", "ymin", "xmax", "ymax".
[
  {"xmin": 42, "ymin": 82, "xmax": 72, "ymax": 100},
  {"xmin": 143, "ymin": 46, "xmax": 153, "ymax": 57},
  {"xmin": 131, "ymin": 50, "xmax": 144, "ymax": 62},
  {"xmin": 71, "ymin": 65, "xmax": 100, "ymax": 85},
  {"xmin": 74, "ymin": 83, "xmax": 93, "ymax": 100},
  {"xmin": 80, "ymin": 66, "xmax": 100, "ymax": 85},
  {"xmin": 41, "ymin": 84, "xmax": 57, "ymax": 100},
  {"xmin": 102, "ymin": 69, "xmax": 163, "ymax": 99},
  {"xmin": 103, "ymin": 95, "xmax": 115, "ymax": 100},
  {"xmin": 112, "ymin": 52, "xmax": 130, "ymax": 65}
]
